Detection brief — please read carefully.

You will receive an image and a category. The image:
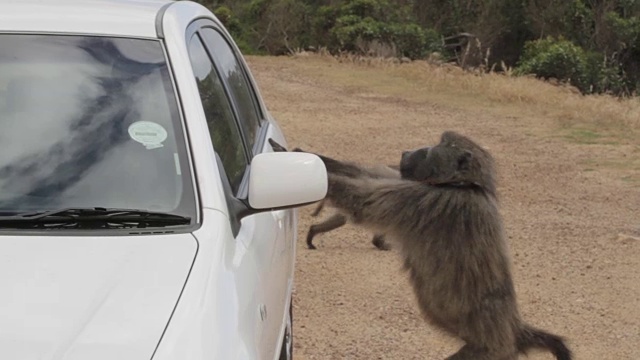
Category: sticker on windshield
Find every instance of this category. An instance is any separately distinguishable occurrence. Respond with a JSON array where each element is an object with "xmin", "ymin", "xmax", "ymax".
[{"xmin": 128, "ymin": 121, "xmax": 168, "ymax": 150}]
